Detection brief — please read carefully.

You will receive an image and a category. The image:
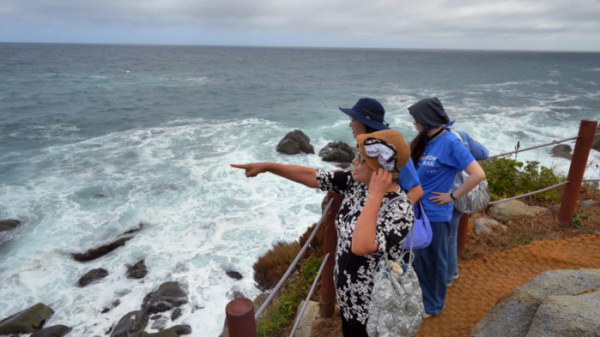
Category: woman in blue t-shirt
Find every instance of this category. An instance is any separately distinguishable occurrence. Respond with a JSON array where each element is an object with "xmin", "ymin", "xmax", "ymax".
[
  {"xmin": 338, "ymin": 97, "xmax": 423, "ymax": 204},
  {"xmin": 407, "ymin": 97, "xmax": 486, "ymax": 317}
]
